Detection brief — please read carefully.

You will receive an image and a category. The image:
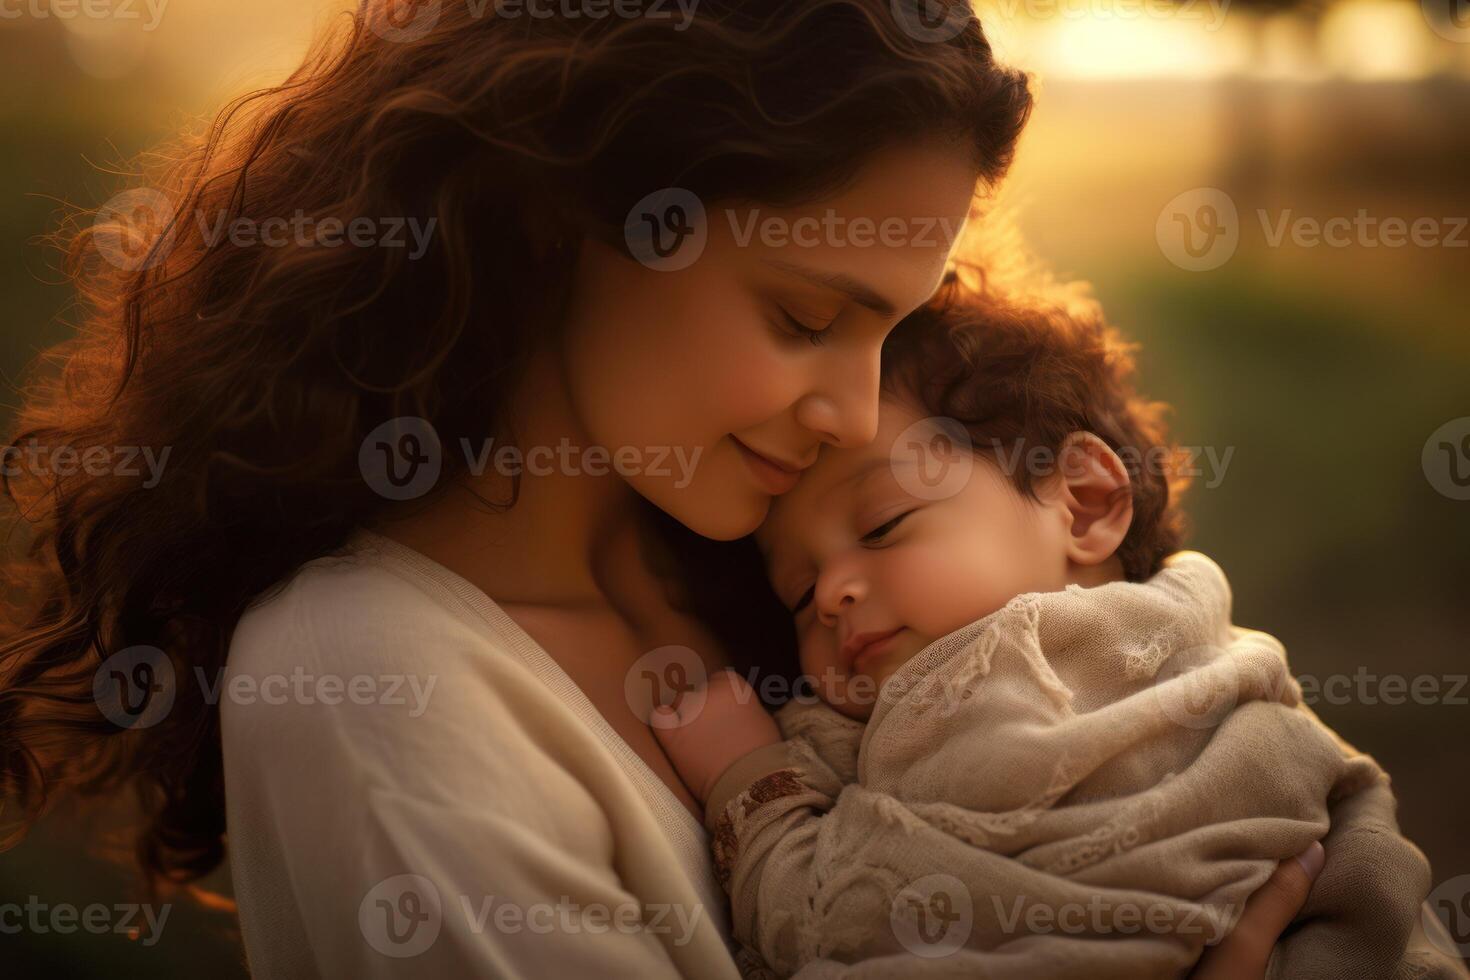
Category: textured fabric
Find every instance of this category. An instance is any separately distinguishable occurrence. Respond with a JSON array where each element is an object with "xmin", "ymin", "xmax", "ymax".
[
  {"xmin": 707, "ymin": 552, "xmax": 1467, "ymax": 979},
  {"xmin": 223, "ymin": 528, "xmax": 739, "ymax": 979}
]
